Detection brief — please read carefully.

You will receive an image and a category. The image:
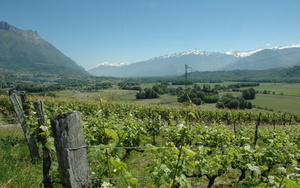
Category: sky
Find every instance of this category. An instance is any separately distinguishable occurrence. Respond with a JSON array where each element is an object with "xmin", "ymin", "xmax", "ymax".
[{"xmin": 1, "ymin": 0, "xmax": 300, "ymax": 69}]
